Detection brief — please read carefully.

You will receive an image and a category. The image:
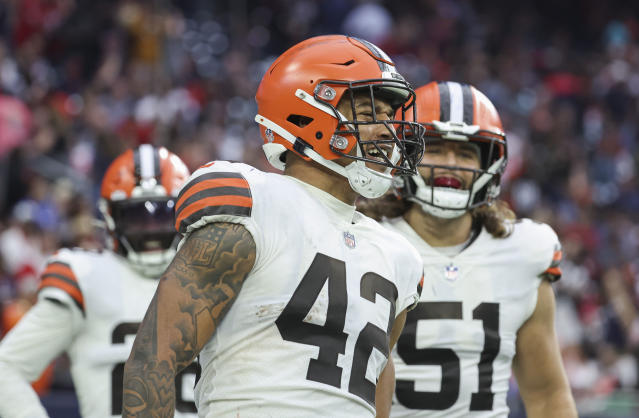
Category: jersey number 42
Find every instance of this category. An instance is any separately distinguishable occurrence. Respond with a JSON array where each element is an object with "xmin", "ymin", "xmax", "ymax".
[{"xmin": 276, "ymin": 253, "xmax": 397, "ymax": 407}]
